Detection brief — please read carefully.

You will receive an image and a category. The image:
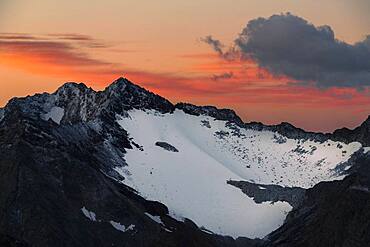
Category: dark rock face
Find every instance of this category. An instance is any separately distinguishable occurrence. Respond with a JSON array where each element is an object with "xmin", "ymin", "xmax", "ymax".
[
  {"xmin": 227, "ymin": 181, "xmax": 305, "ymax": 209},
  {"xmin": 265, "ymin": 154, "xmax": 370, "ymax": 247},
  {"xmin": 244, "ymin": 121, "xmax": 330, "ymax": 143},
  {"xmin": 105, "ymin": 78, "xmax": 174, "ymax": 115},
  {"xmin": 245, "ymin": 115, "xmax": 370, "ymax": 147},
  {"xmin": 0, "ymin": 233, "xmax": 29, "ymax": 247},
  {"xmin": 155, "ymin": 142, "xmax": 179, "ymax": 152},
  {"xmin": 332, "ymin": 116, "xmax": 370, "ymax": 146},
  {"xmin": 0, "ymin": 108, "xmax": 4, "ymax": 121}
]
